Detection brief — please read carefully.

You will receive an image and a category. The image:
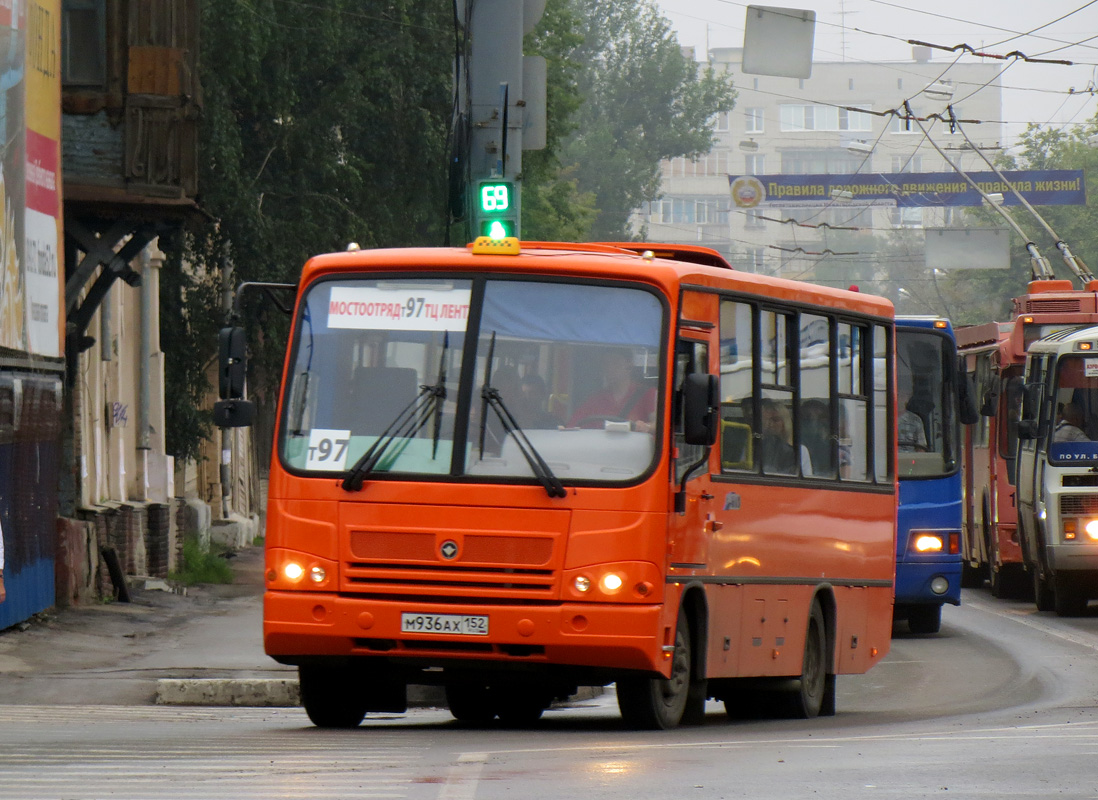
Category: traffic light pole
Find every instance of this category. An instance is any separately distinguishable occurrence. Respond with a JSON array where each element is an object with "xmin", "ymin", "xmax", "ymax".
[{"xmin": 463, "ymin": 0, "xmax": 546, "ymax": 239}]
